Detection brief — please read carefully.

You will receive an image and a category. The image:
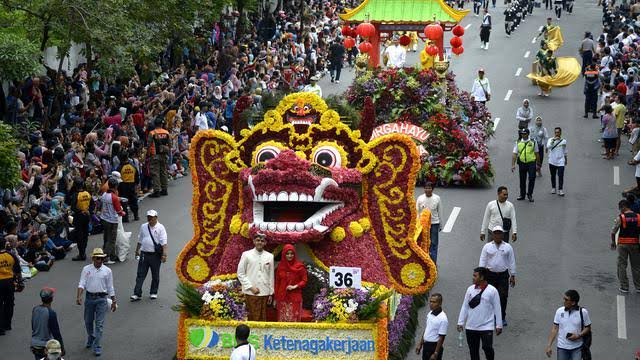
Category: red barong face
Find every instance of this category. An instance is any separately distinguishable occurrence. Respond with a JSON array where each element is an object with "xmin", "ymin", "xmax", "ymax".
[{"xmin": 177, "ymin": 93, "xmax": 436, "ymax": 294}]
